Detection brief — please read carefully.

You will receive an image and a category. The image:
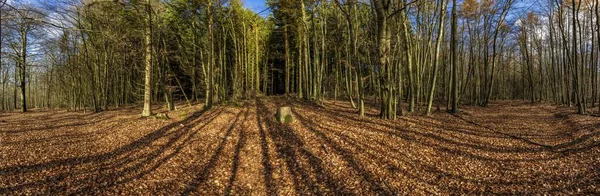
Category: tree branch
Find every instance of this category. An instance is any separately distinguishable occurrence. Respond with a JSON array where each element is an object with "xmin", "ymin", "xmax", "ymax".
[{"xmin": 388, "ymin": 0, "xmax": 420, "ymax": 18}]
